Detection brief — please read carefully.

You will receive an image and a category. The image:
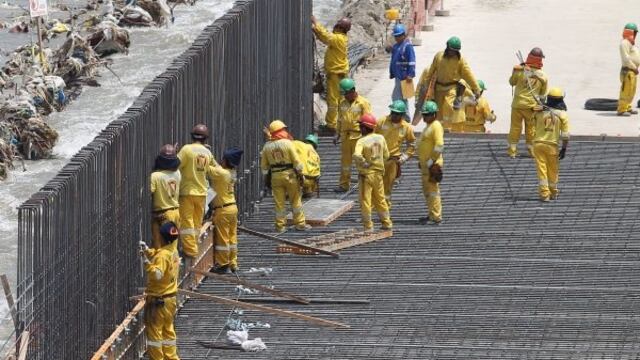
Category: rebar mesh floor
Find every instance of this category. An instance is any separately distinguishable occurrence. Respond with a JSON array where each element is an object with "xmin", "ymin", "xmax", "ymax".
[{"xmin": 175, "ymin": 137, "xmax": 640, "ymax": 359}]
